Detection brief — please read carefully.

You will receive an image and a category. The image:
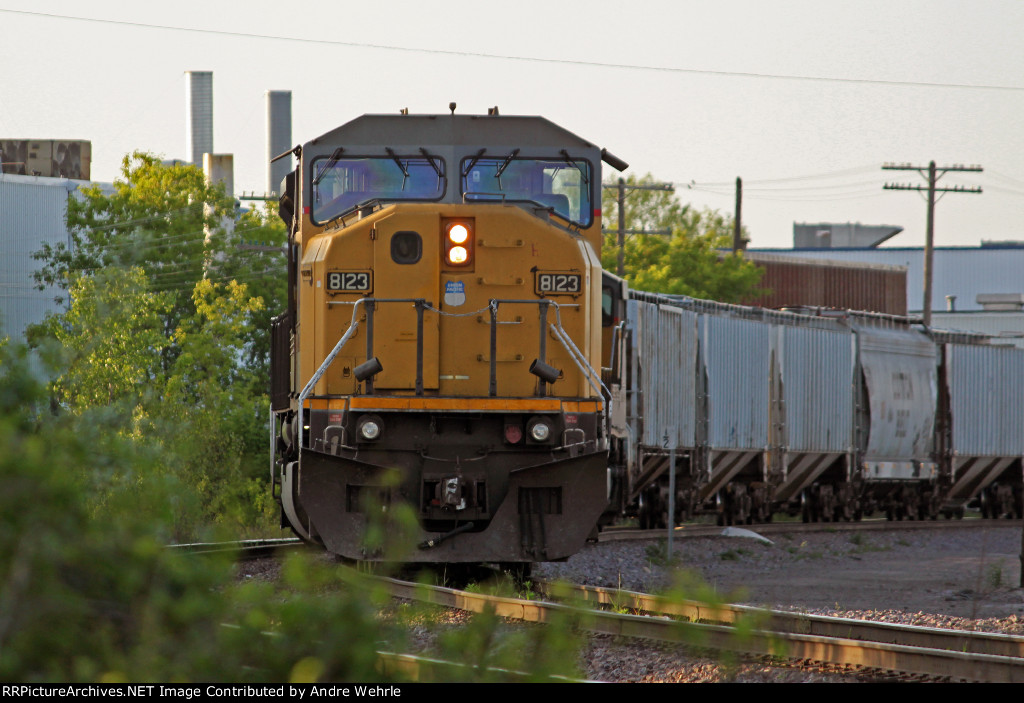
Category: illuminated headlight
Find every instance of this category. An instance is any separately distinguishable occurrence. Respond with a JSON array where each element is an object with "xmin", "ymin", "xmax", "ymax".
[
  {"xmin": 448, "ymin": 246, "xmax": 468, "ymax": 264},
  {"xmin": 443, "ymin": 219, "xmax": 474, "ymax": 267},
  {"xmin": 448, "ymin": 224, "xmax": 469, "ymax": 244},
  {"xmin": 529, "ymin": 422, "xmax": 551, "ymax": 442}
]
